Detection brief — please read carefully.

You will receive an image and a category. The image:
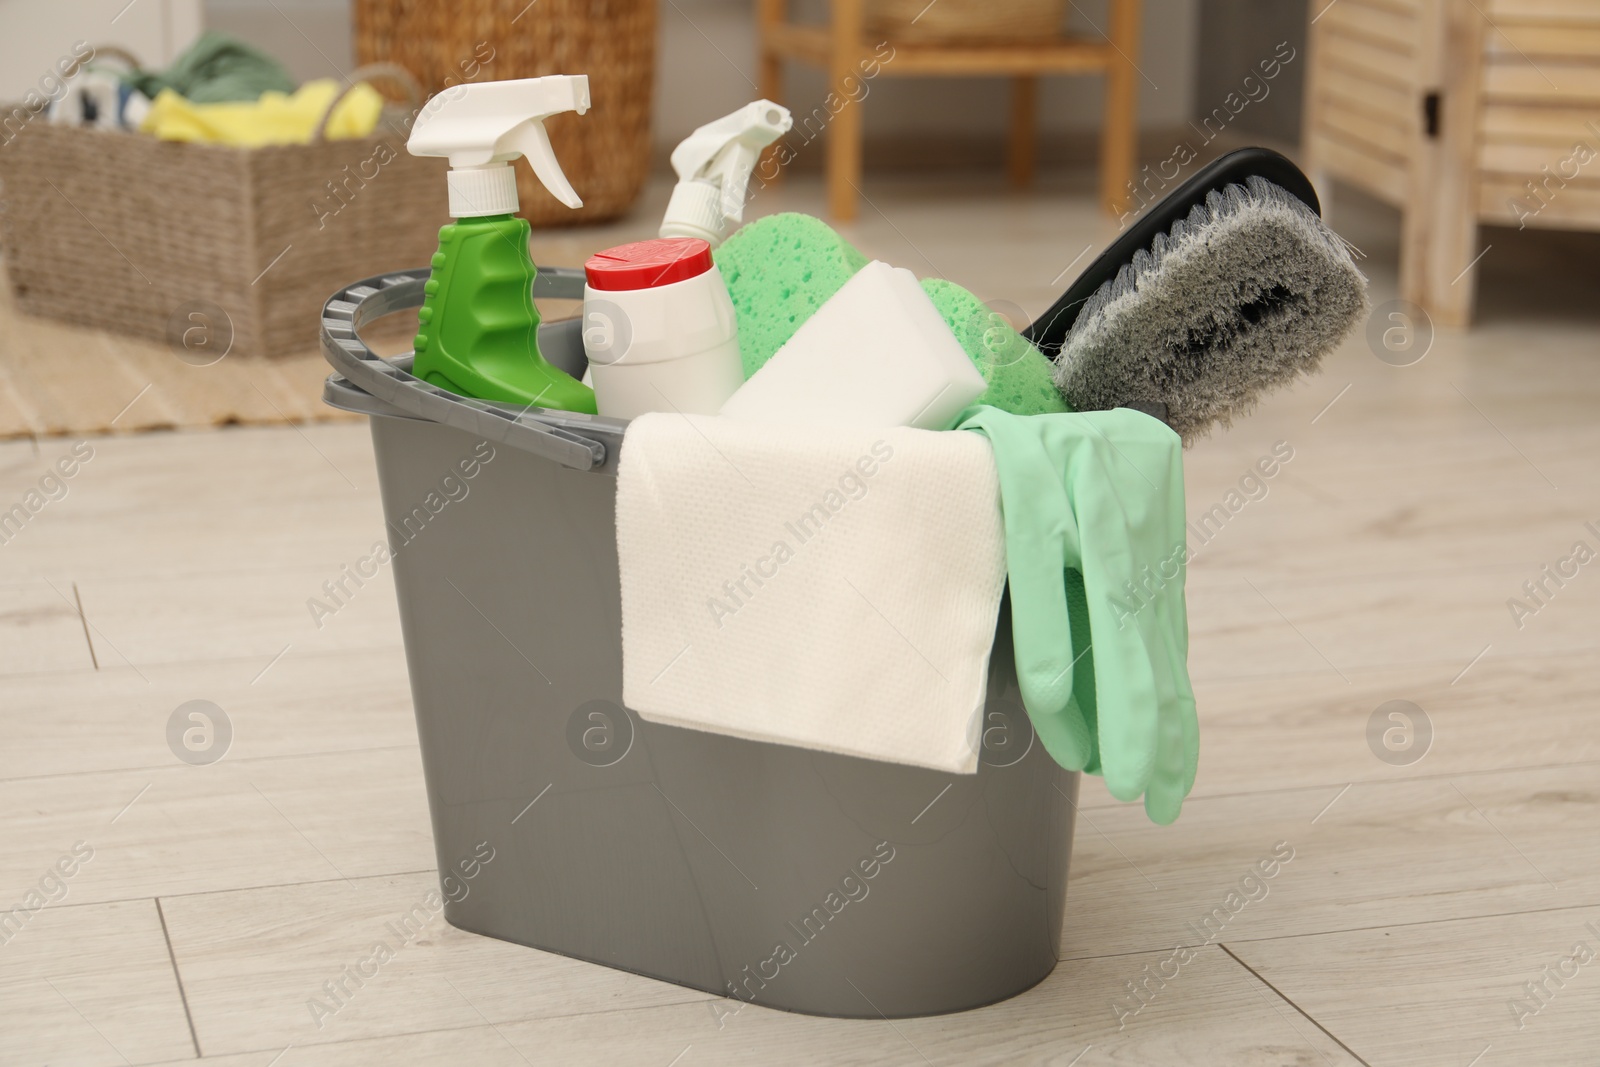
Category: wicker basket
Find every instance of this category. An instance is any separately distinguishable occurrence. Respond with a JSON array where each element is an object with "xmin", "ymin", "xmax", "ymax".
[
  {"xmin": 0, "ymin": 63, "xmax": 447, "ymax": 359},
  {"xmin": 866, "ymin": 0, "xmax": 1066, "ymax": 42},
  {"xmin": 354, "ymin": 0, "xmax": 657, "ymax": 228}
]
